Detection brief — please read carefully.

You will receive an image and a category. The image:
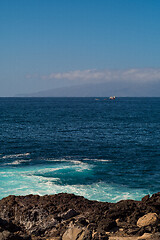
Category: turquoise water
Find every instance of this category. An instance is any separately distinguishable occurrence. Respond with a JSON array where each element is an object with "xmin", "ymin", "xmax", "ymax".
[{"xmin": 0, "ymin": 97, "xmax": 159, "ymax": 202}]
